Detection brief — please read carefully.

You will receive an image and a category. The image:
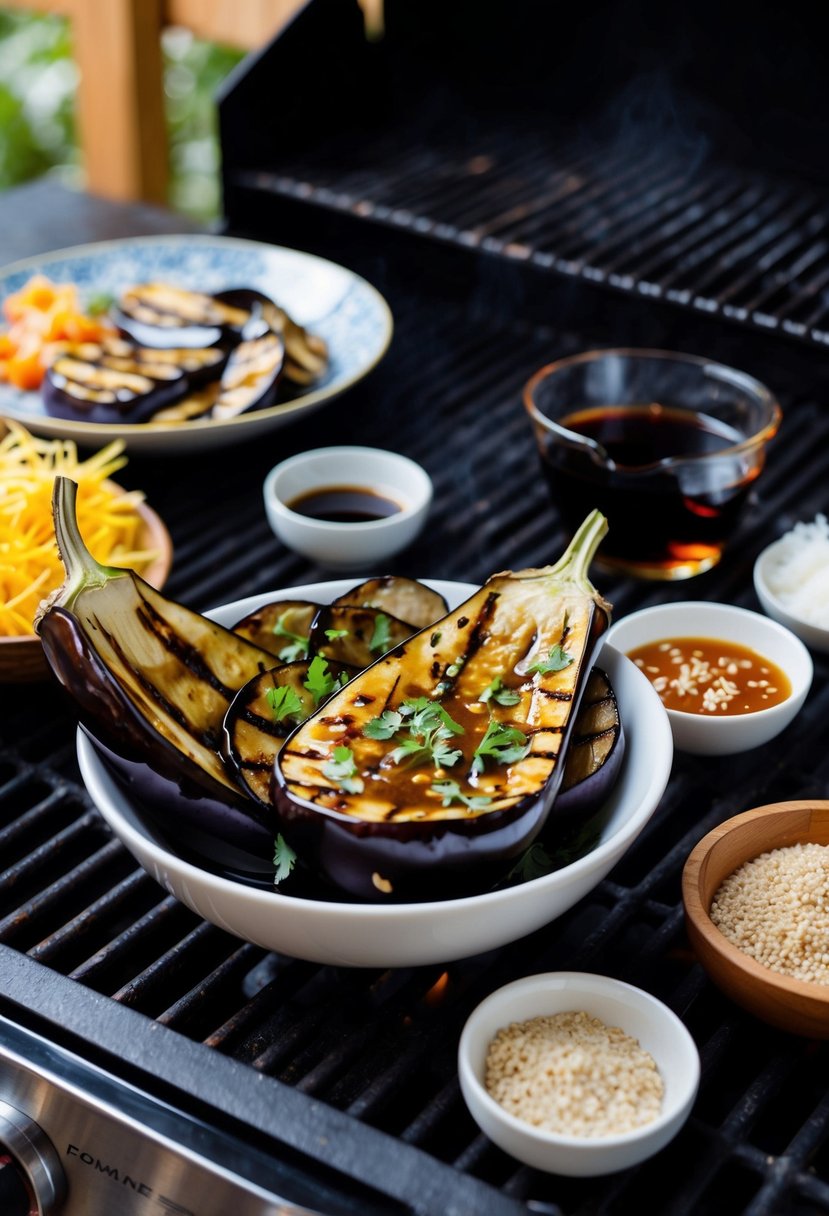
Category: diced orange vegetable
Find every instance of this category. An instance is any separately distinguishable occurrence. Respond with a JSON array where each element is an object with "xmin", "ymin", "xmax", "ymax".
[{"xmin": 0, "ymin": 275, "xmax": 115, "ymax": 390}]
